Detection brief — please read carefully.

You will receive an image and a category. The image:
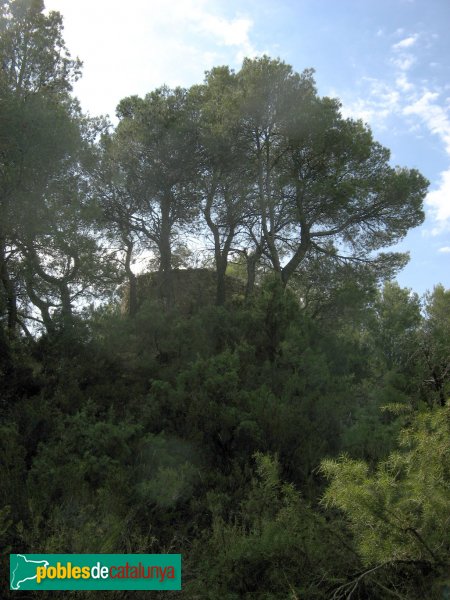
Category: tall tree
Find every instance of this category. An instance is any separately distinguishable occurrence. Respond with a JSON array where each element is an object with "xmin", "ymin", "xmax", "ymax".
[
  {"xmin": 237, "ymin": 57, "xmax": 428, "ymax": 288},
  {"xmin": 238, "ymin": 57, "xmax": 311, "ymax": 286},
  {"xmin": 370, "ymin": 281, "xmax": 422, "ymax": 372},
  {"xmin": 420, "ymin": 285, "xmax": 450, "ymax": 406},
  {"xmin": 0, "ymin": 0, "xmax": 82, "ymax": 334},
  {"xmin": 192, "ymin": 66, "xmax": 253, "ymax": 305},
  {"xmin": 114, "ymin": 88, "xmax": 199, "ymax": 304},
  {"xmin": 92, "ymin": 130, "xmax": 144, "ymax": 317},
  {"xmin": 17, "ymin": 117, "xmax": 115, "ymax": 334}
]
